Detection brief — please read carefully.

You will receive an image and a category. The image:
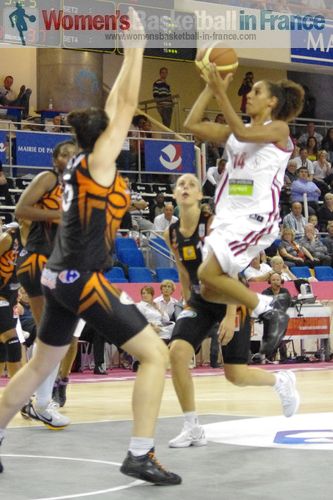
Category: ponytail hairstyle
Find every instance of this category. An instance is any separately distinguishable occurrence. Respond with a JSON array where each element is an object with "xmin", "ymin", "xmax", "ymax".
[
  {"xmin": 266, "ymin": 80, "xmax": 304, "ymax": 122},
  {"xmin": 67, "ymin": 107, "xmax": 109, "ymax": 152}
]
